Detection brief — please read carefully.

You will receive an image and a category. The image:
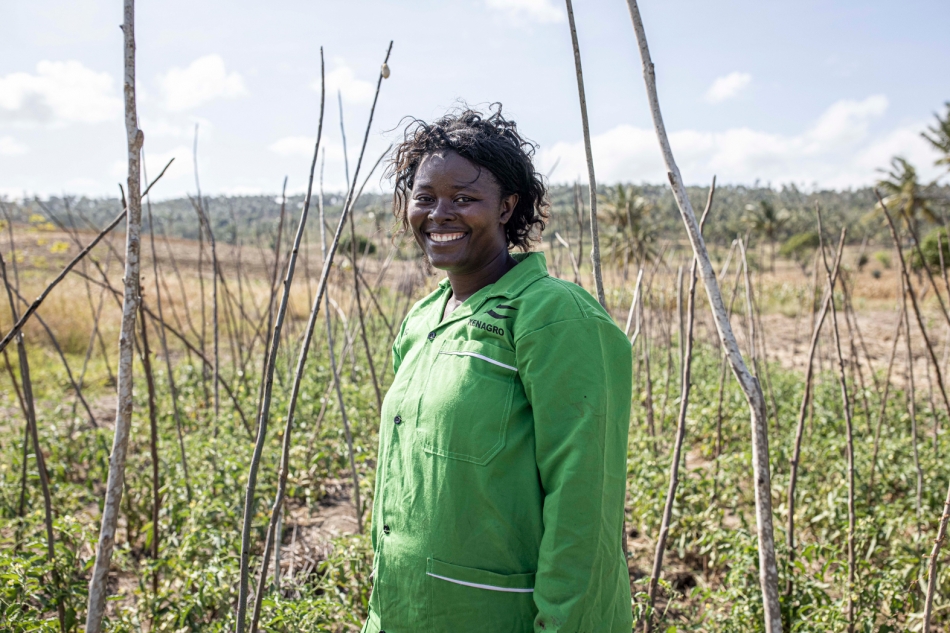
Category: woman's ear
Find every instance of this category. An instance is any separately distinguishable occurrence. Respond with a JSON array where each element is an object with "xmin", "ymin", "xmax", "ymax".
[{"xmin": 499, "ymin": 193, "xmax": 519, "ymax": 225}]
